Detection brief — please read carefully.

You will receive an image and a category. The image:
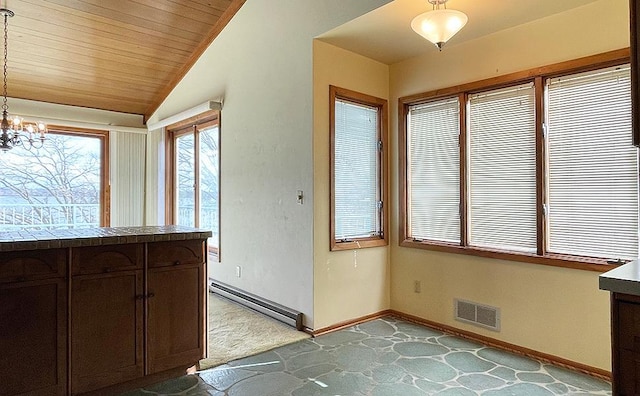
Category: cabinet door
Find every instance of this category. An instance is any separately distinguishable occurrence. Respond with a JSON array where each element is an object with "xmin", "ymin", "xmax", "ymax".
[
  {"xmin": 0, "ymin": 278, "xmax": 67, "ymax": 396},
  {"xmin": 619, "ymin": 301, "xmax": 640, "ymax": 353},
  {"xmin": 71, "ymin": 270, "xmax": 144, "ymax": 394},
  {"xmin": 147, "ymin": 264, "xmax": 205, "ymax": 374},
  {"xmin": 619, "ymin": 349, "xmax": 640, "ymax": 395}
]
